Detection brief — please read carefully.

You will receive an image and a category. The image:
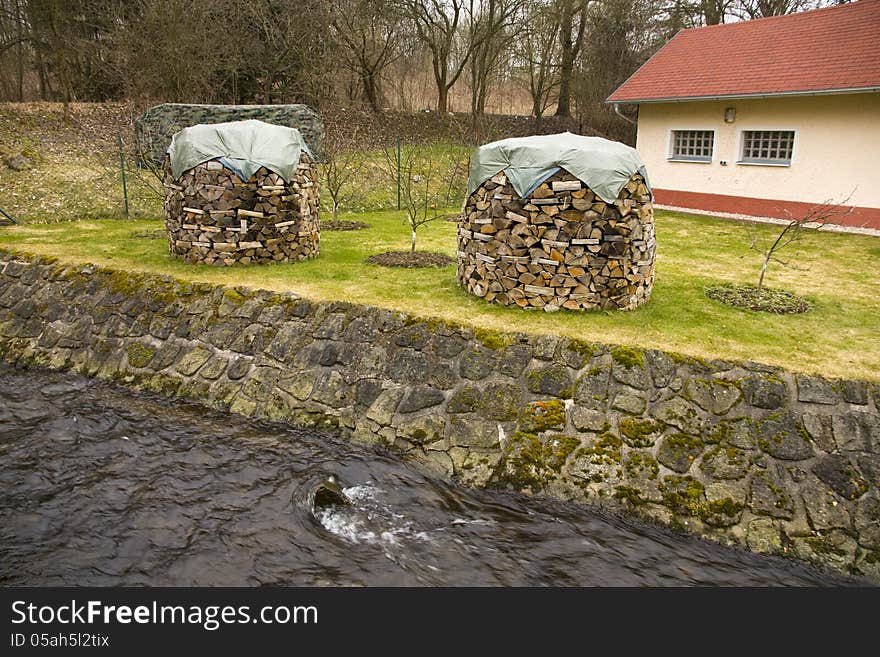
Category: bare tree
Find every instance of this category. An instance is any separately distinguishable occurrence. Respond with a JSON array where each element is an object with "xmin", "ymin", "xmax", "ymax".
[
  {"xmin": 573, "ymin": 0, "xmax": 667, "ymax": 142},
  {"xmin": 399, "ymin": 0, "xmax": 497, "ymax": 113},
  {"xmin": 518, "ymin": 0, "xmax": 562, "ymax": 129},
  {"xmin": 554, "ymin": 0, "xmax": 591, "ymax": 117},
  {"xmin": 466, "ymin": 0, "xmax": 523, "ymax": 126},
  {"xmin": 329, "ymin": 0, "xmax": 406, "ymax": 112},
  {"xmin": 381, "ymin": 143, "xmax": 449, "ymax": 253},
  {"xmin": 700, "ymin": 0, "xmax": 732, "ymax": 23},
  {"xmin": 734, "ymin": 0, "xmax": 817, "ymax": 19},
  {"xmin": 747, "ymin": 199, "xmax": 852, "ymax": 292},
  {"xmin": 320, "ymin": 133, "xmax": 366, "ymax": 226}
]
